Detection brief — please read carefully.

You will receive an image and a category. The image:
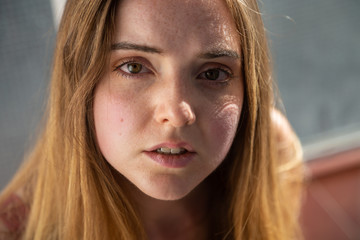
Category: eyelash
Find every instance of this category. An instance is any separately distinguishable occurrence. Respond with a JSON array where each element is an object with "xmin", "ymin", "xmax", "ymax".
[{"xmin": 113, "ymin": 59, "xmax": 234, "ymax": 85}]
